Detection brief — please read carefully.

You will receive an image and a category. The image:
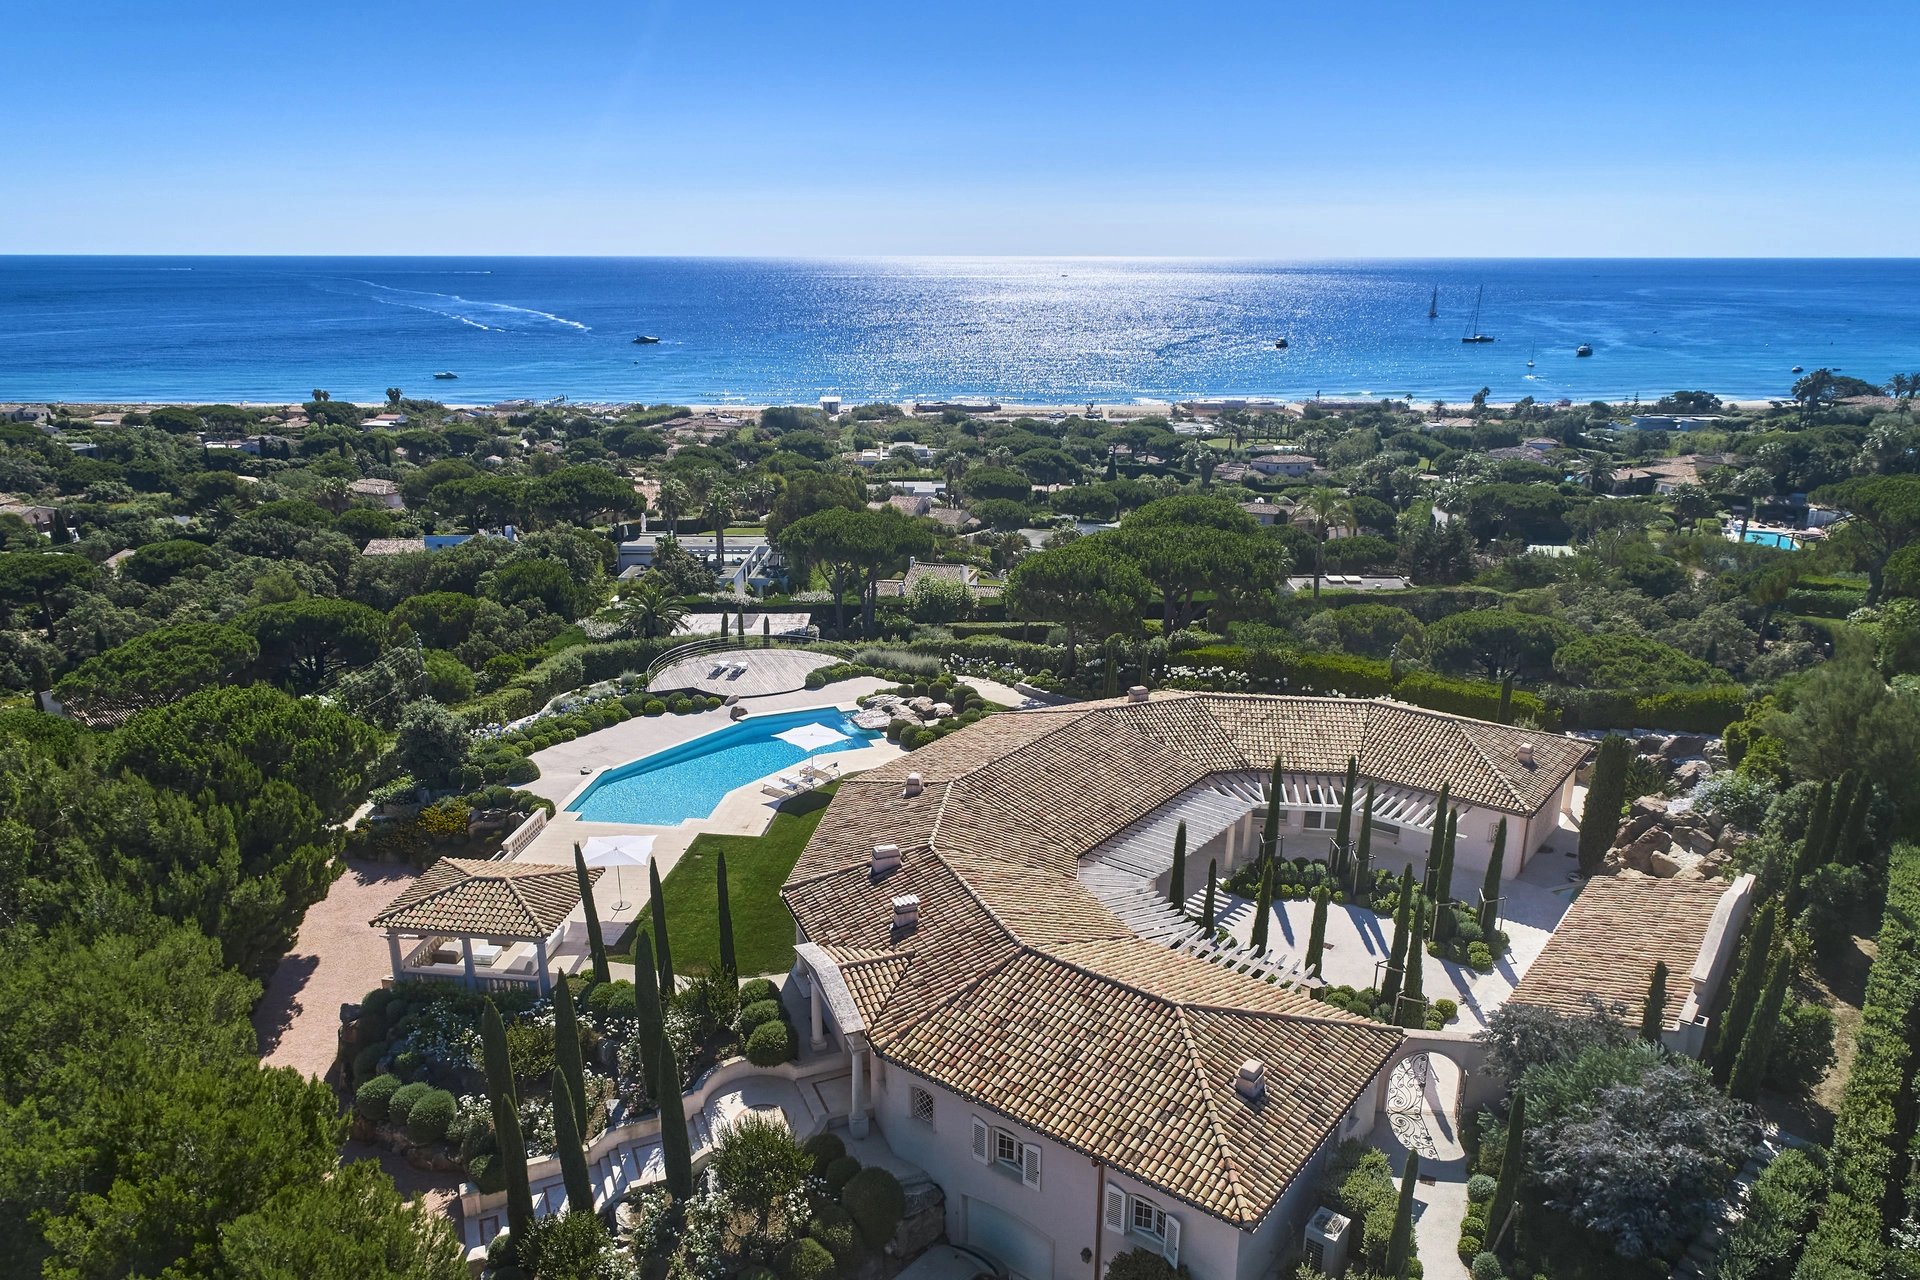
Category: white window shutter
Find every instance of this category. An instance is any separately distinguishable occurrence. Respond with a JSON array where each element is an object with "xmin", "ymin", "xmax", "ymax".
[
  {"xmin": 1162, "ymin": 1214, "xmax": 1181, "ymax": 1266},
  {"xmin": 1021, "ymin": 1143, "xmax": 1042, "ymax": 1189},
  {"xmin": 1104, "ymin": 1186, "xmax": 1127, "ymax": 1234},
  {"xmin": 970, "ymin": 1116, "xmax": 990, "ymax": 1165}
]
